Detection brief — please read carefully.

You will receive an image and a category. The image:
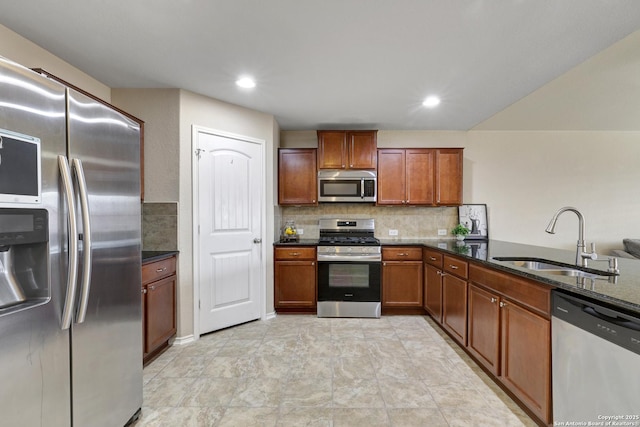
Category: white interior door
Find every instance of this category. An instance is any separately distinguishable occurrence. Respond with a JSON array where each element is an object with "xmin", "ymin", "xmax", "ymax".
[{"xmin": 196, "ymin": 129, "xmax": 263, "ymax": 334}]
